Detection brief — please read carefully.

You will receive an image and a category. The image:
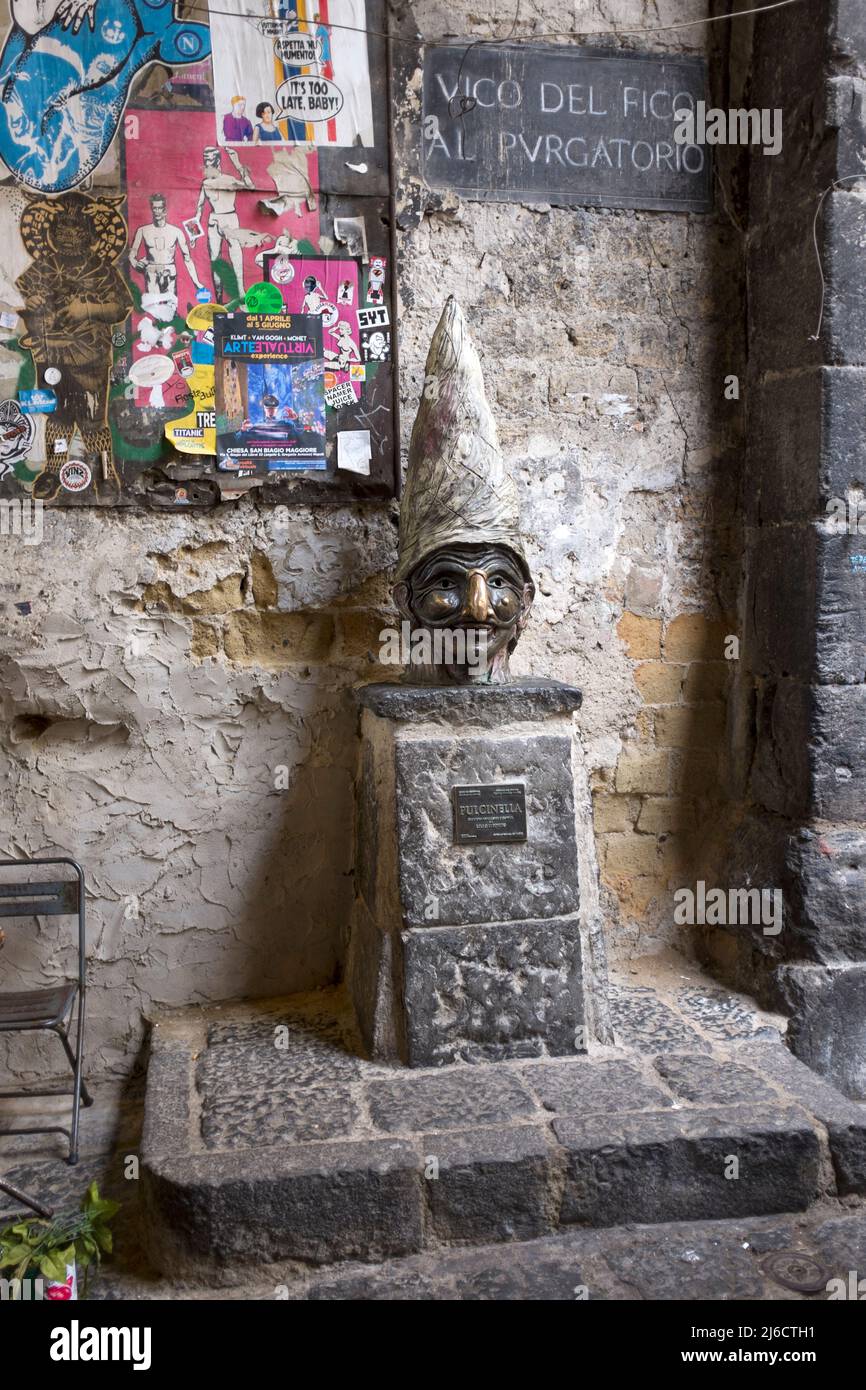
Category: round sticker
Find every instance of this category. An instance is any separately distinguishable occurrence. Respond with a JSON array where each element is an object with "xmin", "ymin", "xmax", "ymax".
[
  {"xmin": 244, "ymin": 281, "xmax": 283, "ymax": 313},
  {"xmin": 127, "ymin": 354, "xmax": 174, "ymax": 388},
  {"xmin": 186, "ymin": 302, "xmax": 227, "ymax": 332},
  {"xmin": 44, "ymin": 367, "xmax": 62, "ymax": 385},
  {"xmin": 324, "ymin": 370, "xmax": 337, "ymax": 392},
  {"xmin": 270, "ymin": 257, "xmax": 295, "ymax": 286},
  {"xmin": 59, "ymin": 460, "xmax": 92, "ymax": 493},
  {"xmin": 196, "ymin": 287, "xmax": 212, "ymax": 303},
  {"xmin": 321, "ymin": 303, "xmax": 339, "ymax": 329}
]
